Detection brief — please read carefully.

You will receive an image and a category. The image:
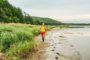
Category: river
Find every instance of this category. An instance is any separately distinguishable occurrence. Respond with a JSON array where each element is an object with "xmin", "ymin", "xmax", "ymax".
[{"xmin": 60, "ymin": 28, "xmax": 90, "ymax": 60}]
